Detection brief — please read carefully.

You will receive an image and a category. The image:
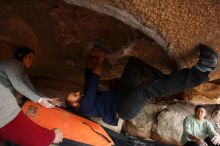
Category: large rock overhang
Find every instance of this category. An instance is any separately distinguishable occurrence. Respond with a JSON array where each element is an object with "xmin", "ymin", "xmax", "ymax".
[
  {"xmin": 64, "ymin": 0, "xmax": 220, "ymax": 69},
  {"xmin": 64, "ymin": 0, "xmax": 169, "ymax": 52}
]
